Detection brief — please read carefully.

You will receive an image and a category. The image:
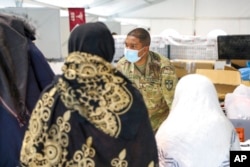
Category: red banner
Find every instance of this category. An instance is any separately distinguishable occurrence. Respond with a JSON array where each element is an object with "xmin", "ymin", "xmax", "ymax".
[{"xmin": 68, "ymin": 8, "xmax": 86, "ymax": 31}]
